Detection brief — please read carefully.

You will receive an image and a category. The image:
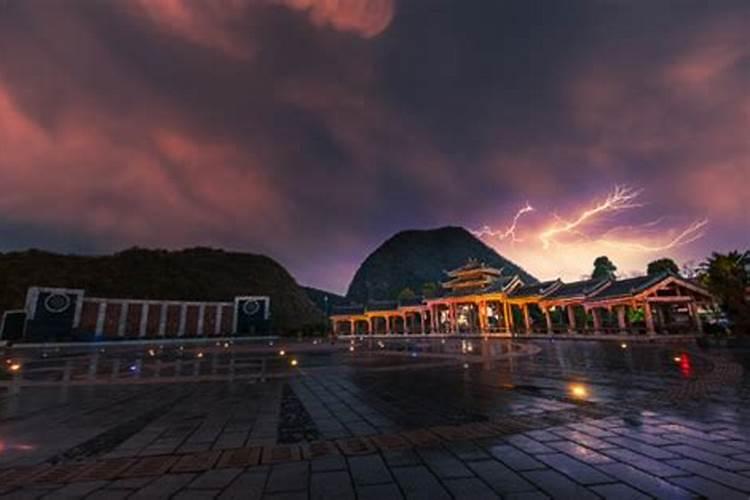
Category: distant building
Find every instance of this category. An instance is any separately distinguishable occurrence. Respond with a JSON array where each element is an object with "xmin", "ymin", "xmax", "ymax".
[
  {"xmin": 1, "ymin": 287, "xmax": 270, "ymax": 342},
  {"xmin": 330, "ymin": 259, "xmax": 713, "ymax": 336}
]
